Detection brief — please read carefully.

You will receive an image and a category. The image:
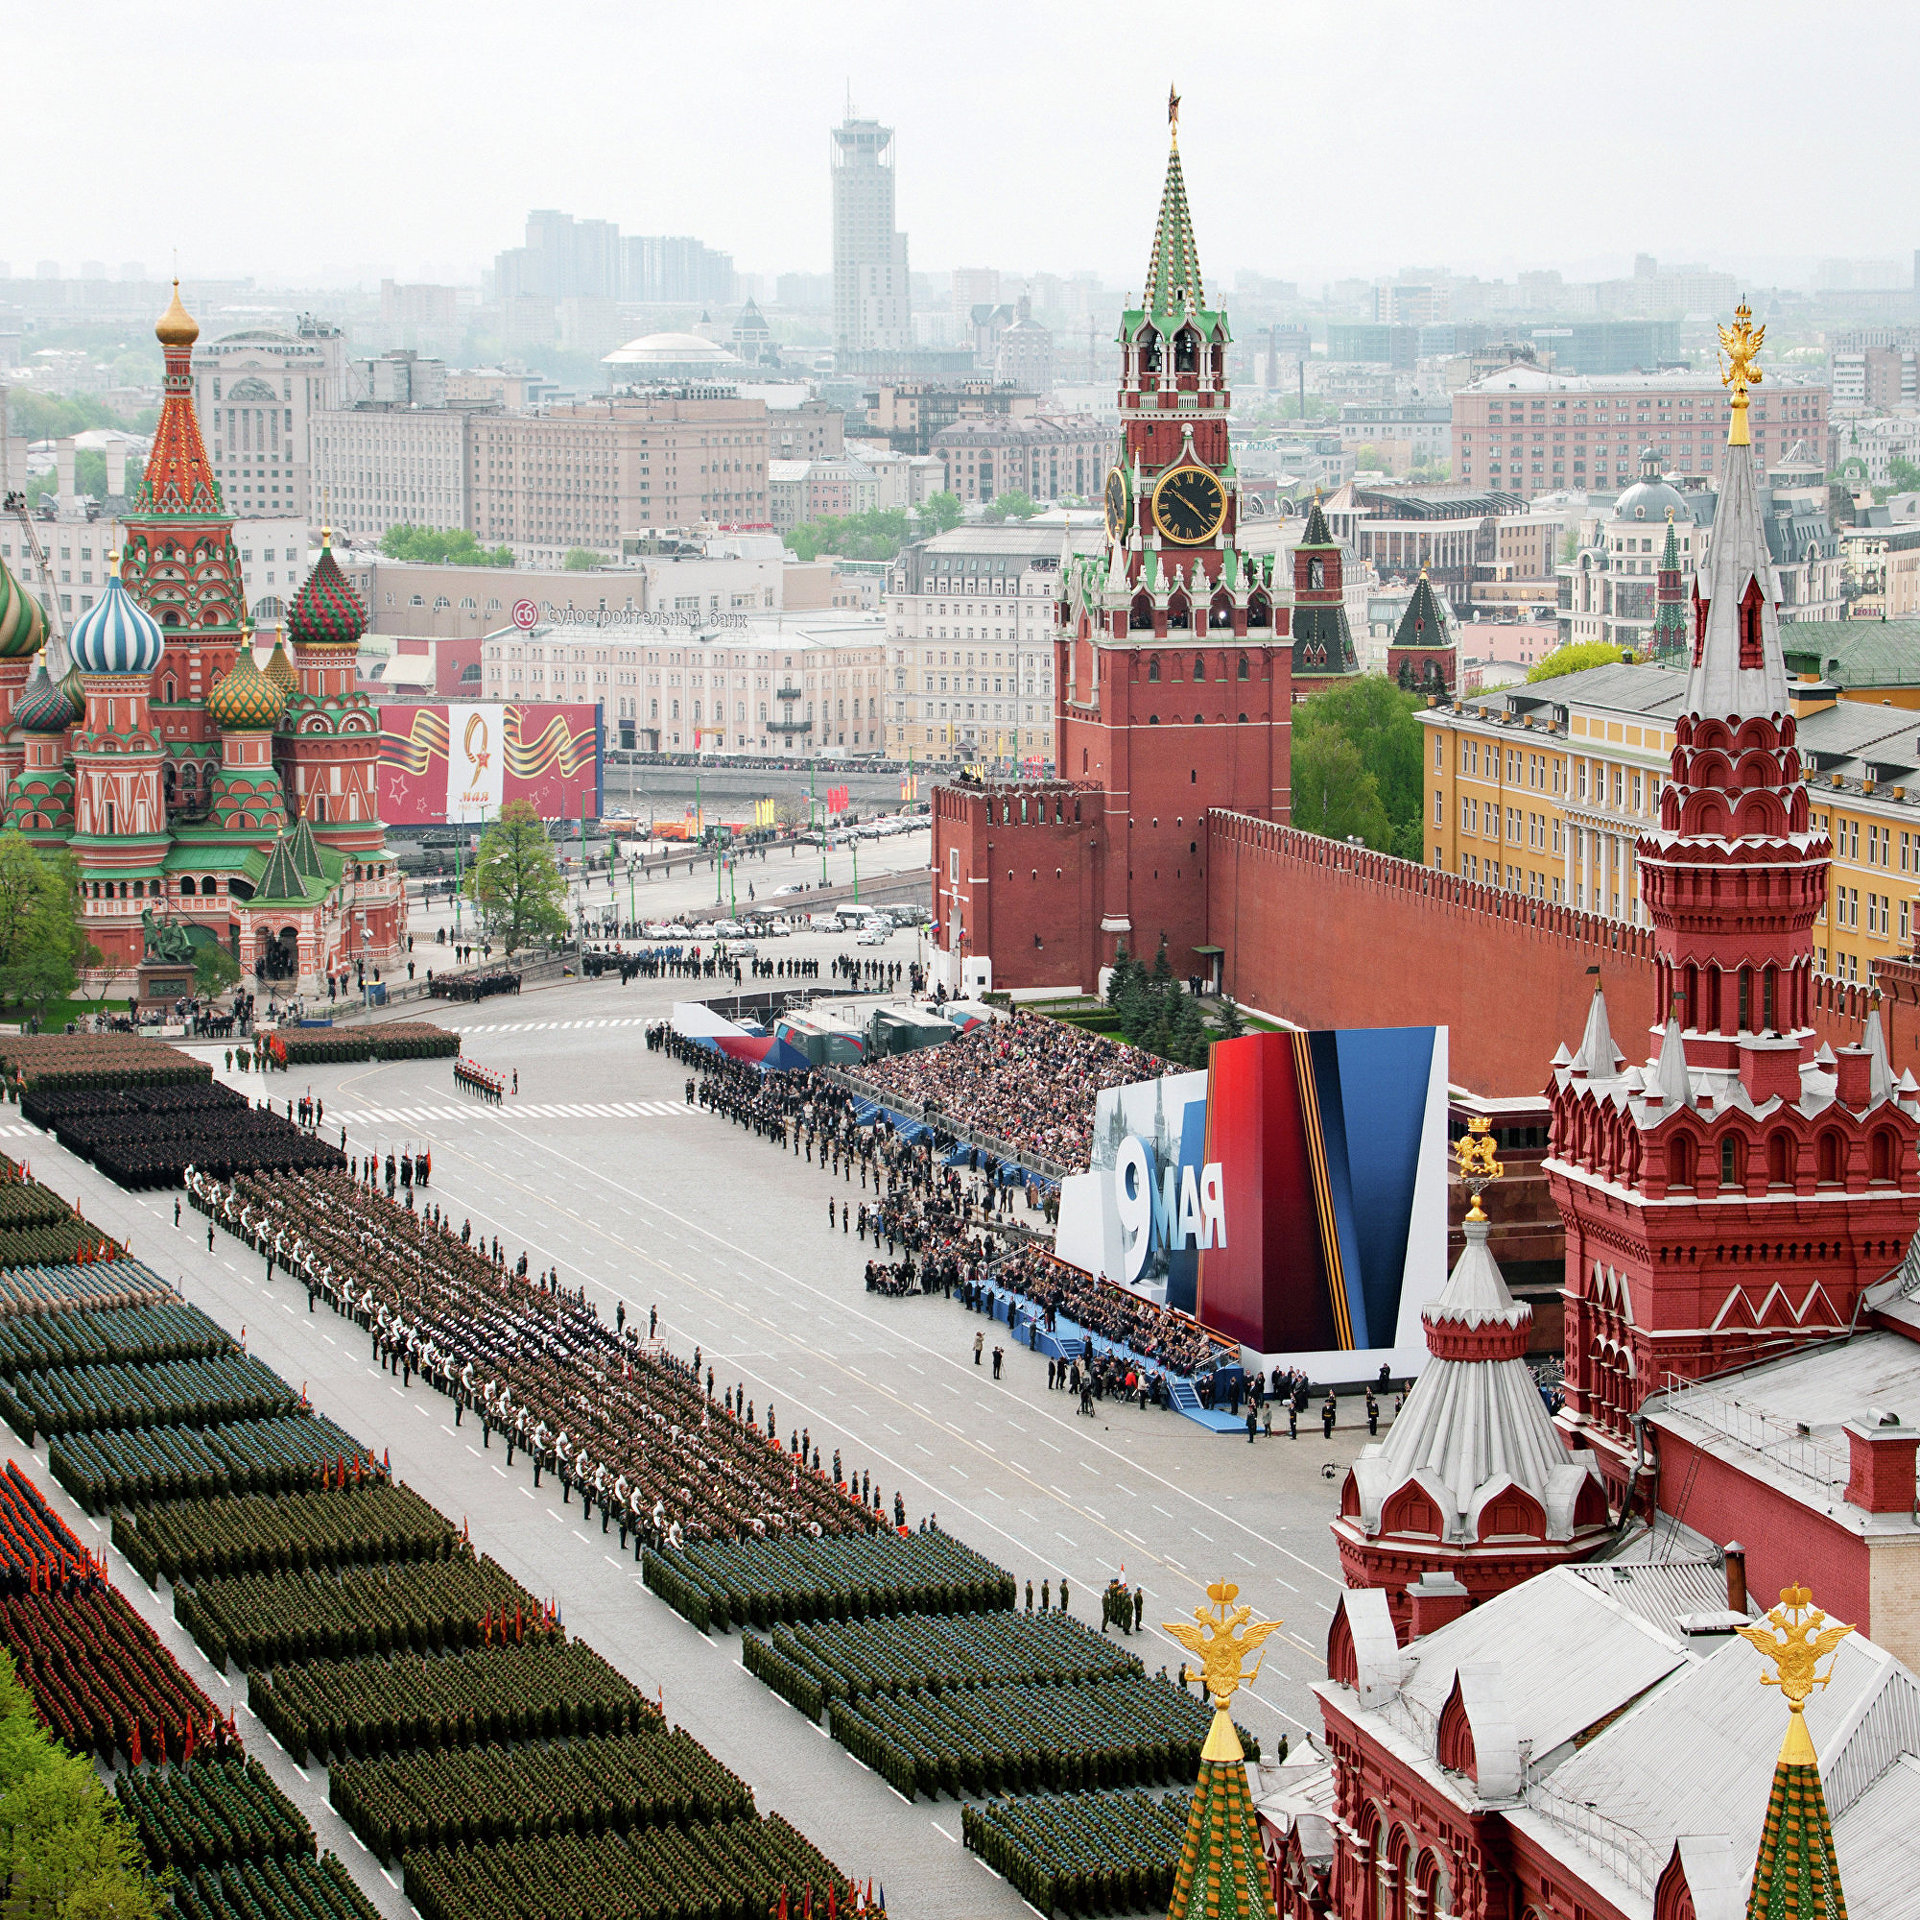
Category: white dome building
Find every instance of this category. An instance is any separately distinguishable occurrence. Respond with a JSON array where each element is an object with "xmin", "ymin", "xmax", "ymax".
[{"xmin": 602, "ymin": 332, "xmax": 744, "ymax": 381}]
